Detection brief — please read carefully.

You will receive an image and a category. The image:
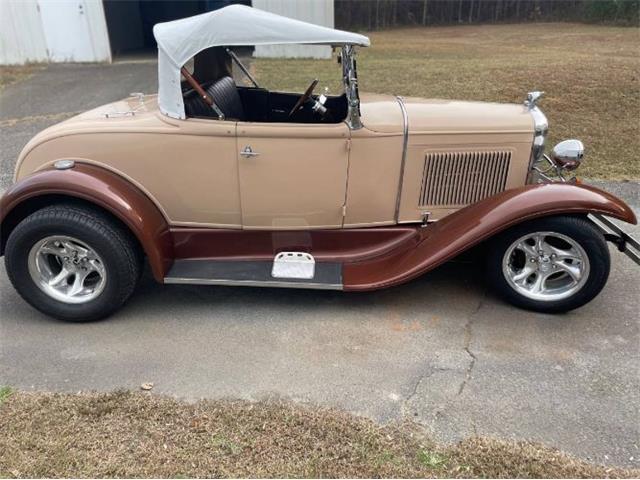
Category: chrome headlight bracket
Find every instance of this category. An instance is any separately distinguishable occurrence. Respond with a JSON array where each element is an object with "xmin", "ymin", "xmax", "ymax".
[
  {"xmin": 532, "ymin": 139, "xmax": 585, "ymax": 184},
  {"xmin": 532, "ymin": 154, "xmax": 575, "ymax": 183},
  {"xmin": 525, "ymin": 91, "xmax": 549, "ymax": 183}
]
